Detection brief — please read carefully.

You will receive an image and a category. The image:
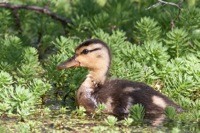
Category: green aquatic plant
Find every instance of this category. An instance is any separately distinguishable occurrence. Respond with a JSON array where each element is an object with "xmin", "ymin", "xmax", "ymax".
[
  {"xmin": 134, "ymin": 17, "xmax": 162, "ymax": 44},
  {"xmin": 42, "ymin": 107, "xmax": 51, "ymax": 116},
  {"xmin": 28, "ymin": 78, "xmax": 51, "ymax": 103},
  {"xmin": 93, "ymin": 126, "xmax": 108, "ymax": 133},
  {"xmin": 0, "ymin": 0, "xmax": 200, "ymax": 132},
  {"xmin": 15, "ymin": 122, "xmax": 31, "ymax": 133},
  {"xmin": 123, "ymin": 117, "xmax": 134, "ymax": 127},
  {"xmin": 92, "ymin": 103, "xmax": 106, "ymax": 118},
  {"xmin": 0, "ymin": 71, "xmax": 13, "ymax": 89},
  {"xmin": 0, "ymin": 102, "xmax": 11, "ymax": 115},
  {"xmin": 0, "ymin": 85, "xmax": 36, "ymax": 120},
  {"xmin": 171, "ymin": 127, "xmax": 181, "ymax": 133},
  {"xmin": 104, "ymin": 115, "xmax": 118, "ymax": 127},
  {"xmin": 129, "ymin": 104, "xmax": 145, "ymax": 124},
  {"xmin": 164, "ymin": 106, "xmax": 177, "ymax": 120},
  {"xmin": 164, "ymin": 28, "xmax": 189, "ymax": 58},
  {"xmin": 71, "ymin": 106, "xmax": 86, "ymax": 119},
  {"xmin": 59, "ymin": 107, "xmax": 68, "ymax": 114}
]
